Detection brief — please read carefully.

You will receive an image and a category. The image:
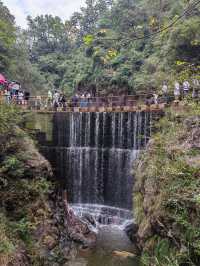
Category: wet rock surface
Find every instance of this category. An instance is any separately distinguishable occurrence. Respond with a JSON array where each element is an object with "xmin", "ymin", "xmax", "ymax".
[{"xmin": 124, "ymin": 222, "xmax": 139, "ymax": 242}]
